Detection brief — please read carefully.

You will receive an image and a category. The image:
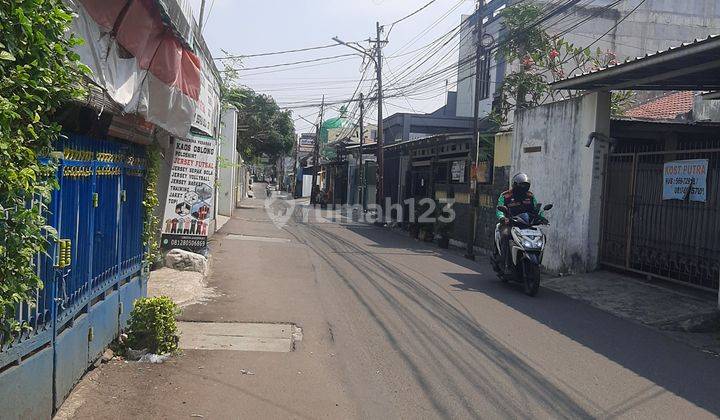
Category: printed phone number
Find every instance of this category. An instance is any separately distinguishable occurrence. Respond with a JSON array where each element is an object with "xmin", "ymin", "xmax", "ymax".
[{"xmin": 169, "ymin": 239, "xmax": 206, "ymax": 247}]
